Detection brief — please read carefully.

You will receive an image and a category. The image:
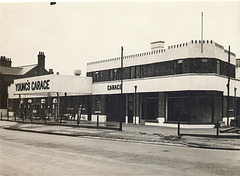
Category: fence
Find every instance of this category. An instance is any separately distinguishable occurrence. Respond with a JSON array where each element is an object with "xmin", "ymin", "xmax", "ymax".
[
  {"xmin": 177, "ymin": 119, "xmax": 240, "ymax": 138},
  {"xmin": 0, "ymin": 111, "xmax": 120, "ymax": 130}
]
